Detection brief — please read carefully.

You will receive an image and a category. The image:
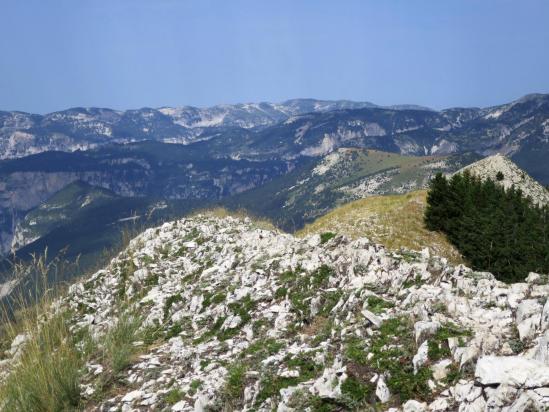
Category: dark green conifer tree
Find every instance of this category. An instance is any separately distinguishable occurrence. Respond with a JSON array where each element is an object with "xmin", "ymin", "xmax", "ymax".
[{"xmin": 424, "ymin": 172, "xmax": 549, "ymax": 282}]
